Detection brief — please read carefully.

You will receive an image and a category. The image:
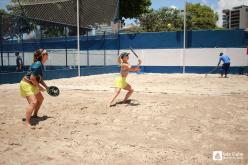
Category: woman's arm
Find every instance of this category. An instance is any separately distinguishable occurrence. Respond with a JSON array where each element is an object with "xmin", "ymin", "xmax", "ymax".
[
  {"xmin": 30, "ymin": 75, "xmax": 46, "ymax": 91},
  {"xmin": 30, "ymin": 75, "xmax": 39, "ymax": 87},
  {"xmin": 122, "ymin": 64, "xmax": 140, "ymax": 72},
  {"xmin": 40, "ymin": 79, "xmax": 48, "ymax": 90},
  {"xmin": 129, "ymin": 67, "xmax": 141, "ymax": 72}
]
